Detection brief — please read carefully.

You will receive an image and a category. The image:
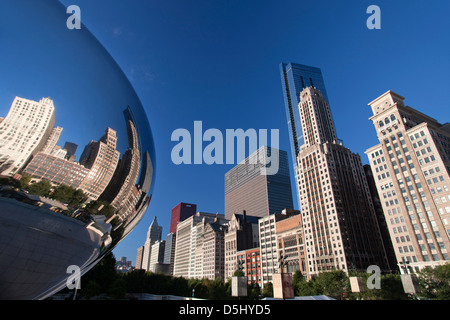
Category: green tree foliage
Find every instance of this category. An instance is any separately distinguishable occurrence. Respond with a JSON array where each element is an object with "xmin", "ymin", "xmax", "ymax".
[
  {"xmin": 28, "ymin": 179, "xmax": 51, "ymax": 196},
  {"xmin": 50, "ymin": 184, "xmax": 87, "ymax": 207},
  {"xmin": 85, "ymin": 200, "xmax": 116, "ymax": 218},
  {"xmin": 347, "ymin": 272, "xmax": 406, "ymax": 300},
  {"xmin": 19, "ymin": 173, "xmax": 32, "ymax": 189},
  {"xmin": 418, "ymin": 263, "xmax": 450, "ymax": 300},
  {"xmin": 262, "ymin": 281, "xmax": 273, "ymax": 298}
]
